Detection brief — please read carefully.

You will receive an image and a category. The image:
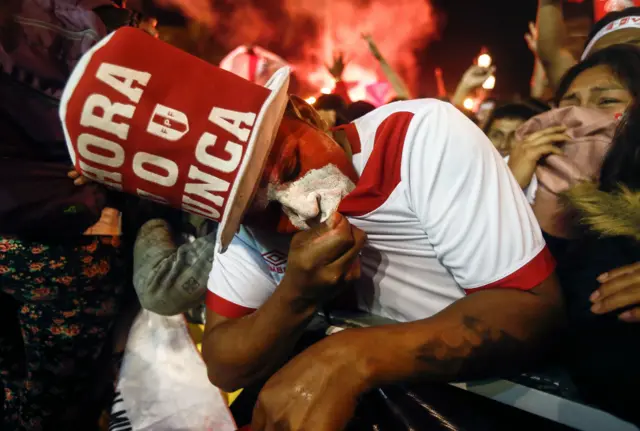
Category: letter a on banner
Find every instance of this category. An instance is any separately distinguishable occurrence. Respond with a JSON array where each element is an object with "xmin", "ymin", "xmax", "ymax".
[
  {"xmin": 96, "ymin": 63, "xmax": 151, "ymax": 103},
  {"xmin": 209, "ymin": 108, "xmax": 256, "ymax": 143}
]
